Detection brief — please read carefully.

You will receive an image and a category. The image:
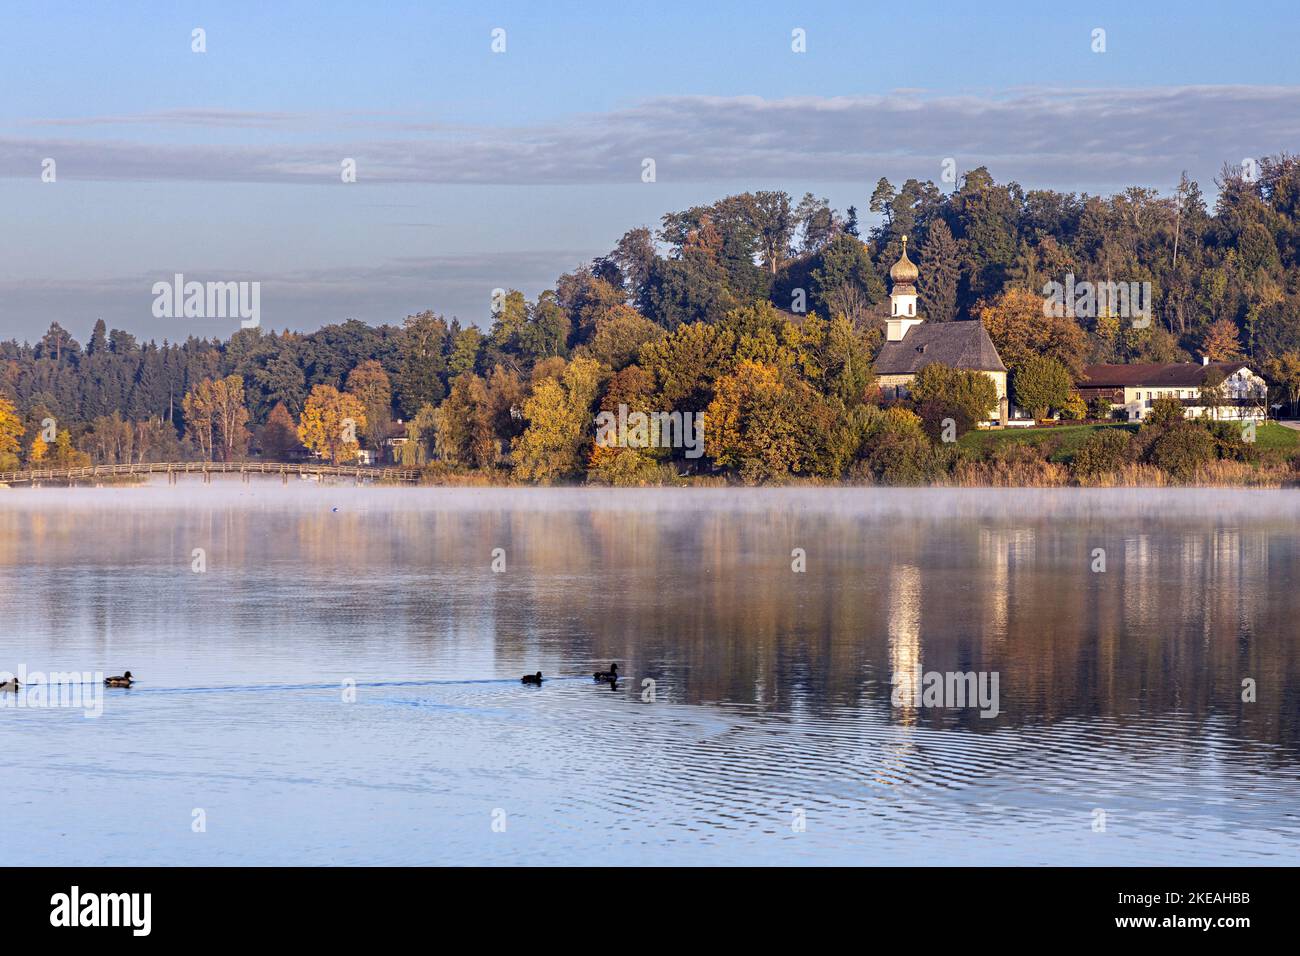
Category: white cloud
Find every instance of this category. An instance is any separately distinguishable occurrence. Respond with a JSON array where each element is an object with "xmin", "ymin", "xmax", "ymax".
[{"xmin": 3, "ymin": 86, "xmax": 1296, "ymax": 189}]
